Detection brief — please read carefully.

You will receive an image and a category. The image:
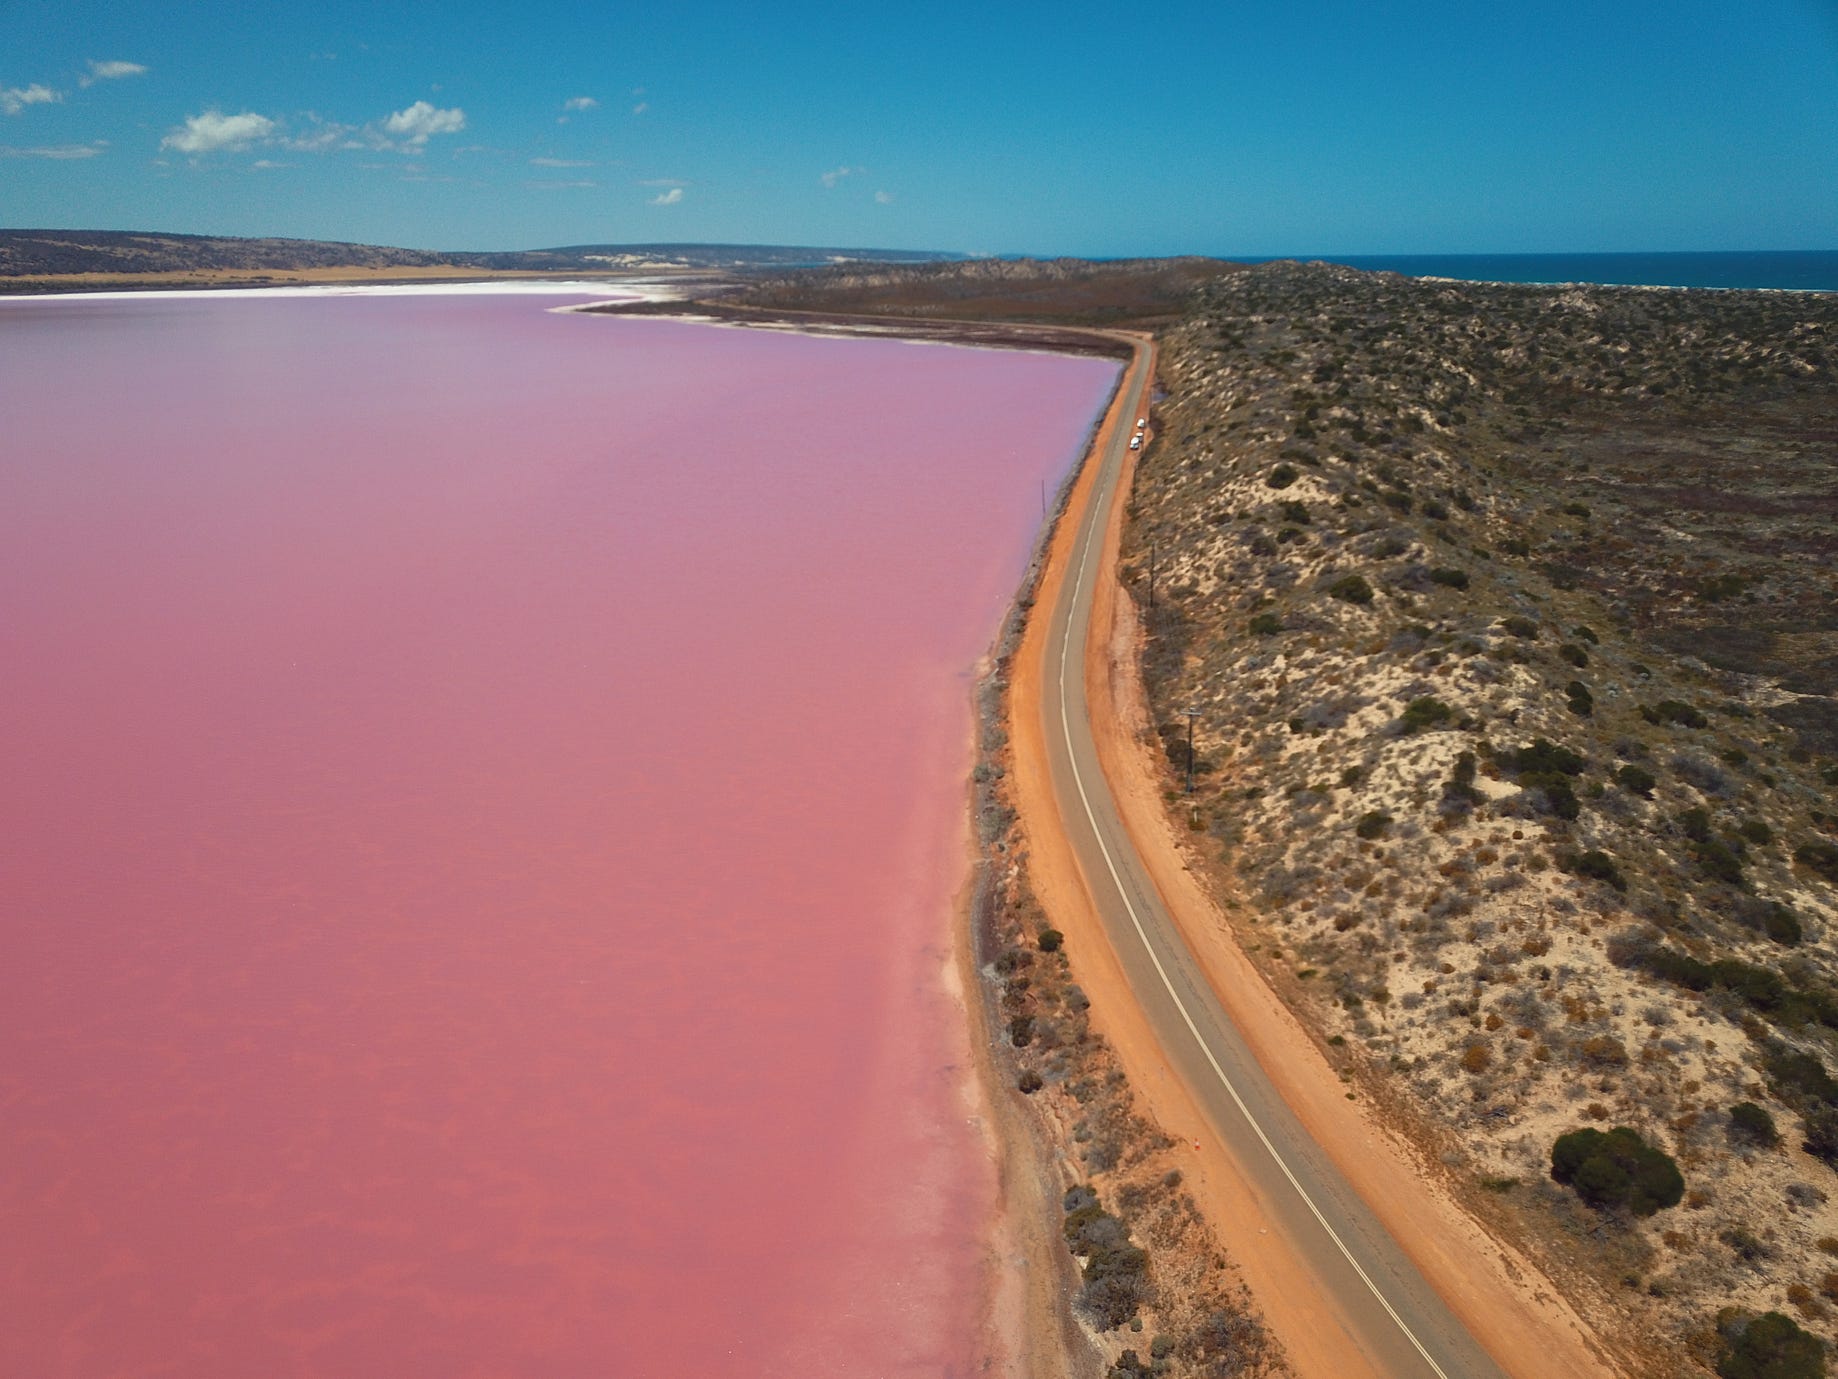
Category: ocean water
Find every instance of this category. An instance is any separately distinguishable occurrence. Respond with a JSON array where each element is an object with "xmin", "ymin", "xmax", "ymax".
[
  {"xmin": 1245, "ymin": 250, "xmax": 1838, "ymax": 292},
  {"xmin": 0, "ymin": 289, "xmax": 1119, "ymax": 1378}
]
